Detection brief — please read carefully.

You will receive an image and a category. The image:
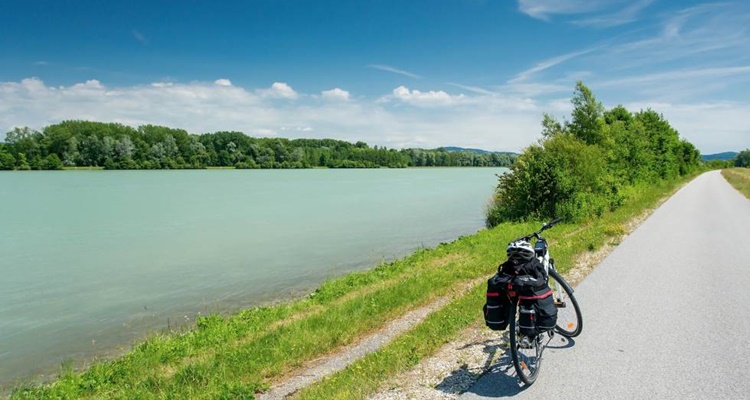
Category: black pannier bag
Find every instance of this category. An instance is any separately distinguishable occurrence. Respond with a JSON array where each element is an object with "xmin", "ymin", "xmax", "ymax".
[
  {"xmin": 518, "ymin": 303, "xmax": 537, "ymax": 336},
  {"xmin": 500, "ymin": 257, "xmax": 547, "ymax": 282},
  {"xmin": 483, "ymin": 273, "xmax": 512, "ymax": 331},
  {"xmin": 518, "ymin": 287, "xmax": 558, "ymax": 334}
]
